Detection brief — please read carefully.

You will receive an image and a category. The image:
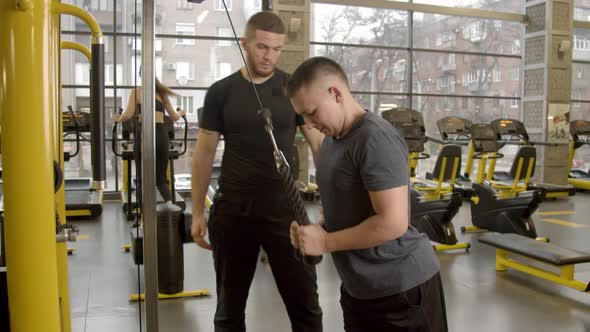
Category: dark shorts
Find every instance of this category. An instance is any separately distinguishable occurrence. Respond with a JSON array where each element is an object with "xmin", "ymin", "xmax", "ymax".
[{"xmin": 340, "ymin": 272, "xmax": 448, "ymax": 332}]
